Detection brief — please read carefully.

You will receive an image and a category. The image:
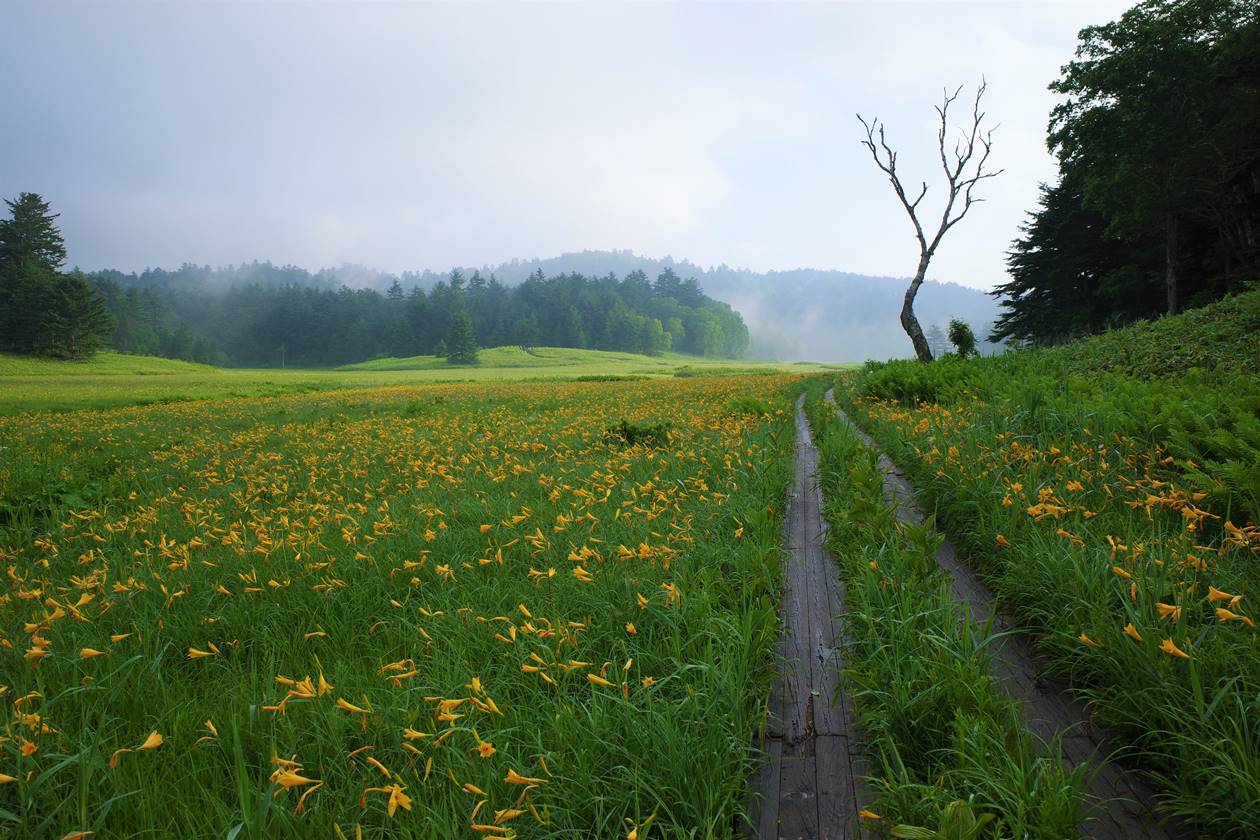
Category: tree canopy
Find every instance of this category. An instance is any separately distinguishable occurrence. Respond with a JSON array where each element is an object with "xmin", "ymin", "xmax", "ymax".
[
  {"xmin": 0, "ymin": 193, "xmax": 114, "ymax": 359},
  {"xmin": 994, "ymin": 0, "xmax": 1260, "ymax": 343}
]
